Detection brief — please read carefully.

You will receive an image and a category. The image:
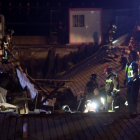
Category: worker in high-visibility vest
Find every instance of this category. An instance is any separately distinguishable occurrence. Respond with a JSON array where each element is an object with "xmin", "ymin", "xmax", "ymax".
[
  {"xmin": 103, "ymin": 65, "xmax": 120, "ymax": 112},
  {"xmin": 124, "ymin": 53, "xmax": 139, "ymax": 114}
]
